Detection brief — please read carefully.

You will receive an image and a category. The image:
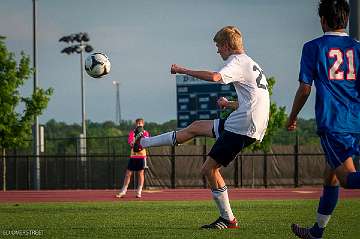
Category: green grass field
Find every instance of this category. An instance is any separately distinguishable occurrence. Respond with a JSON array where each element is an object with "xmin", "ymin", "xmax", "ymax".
[{"xmin": 0, "ymin": 199, "xmax": 359, "ymax": 239}]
